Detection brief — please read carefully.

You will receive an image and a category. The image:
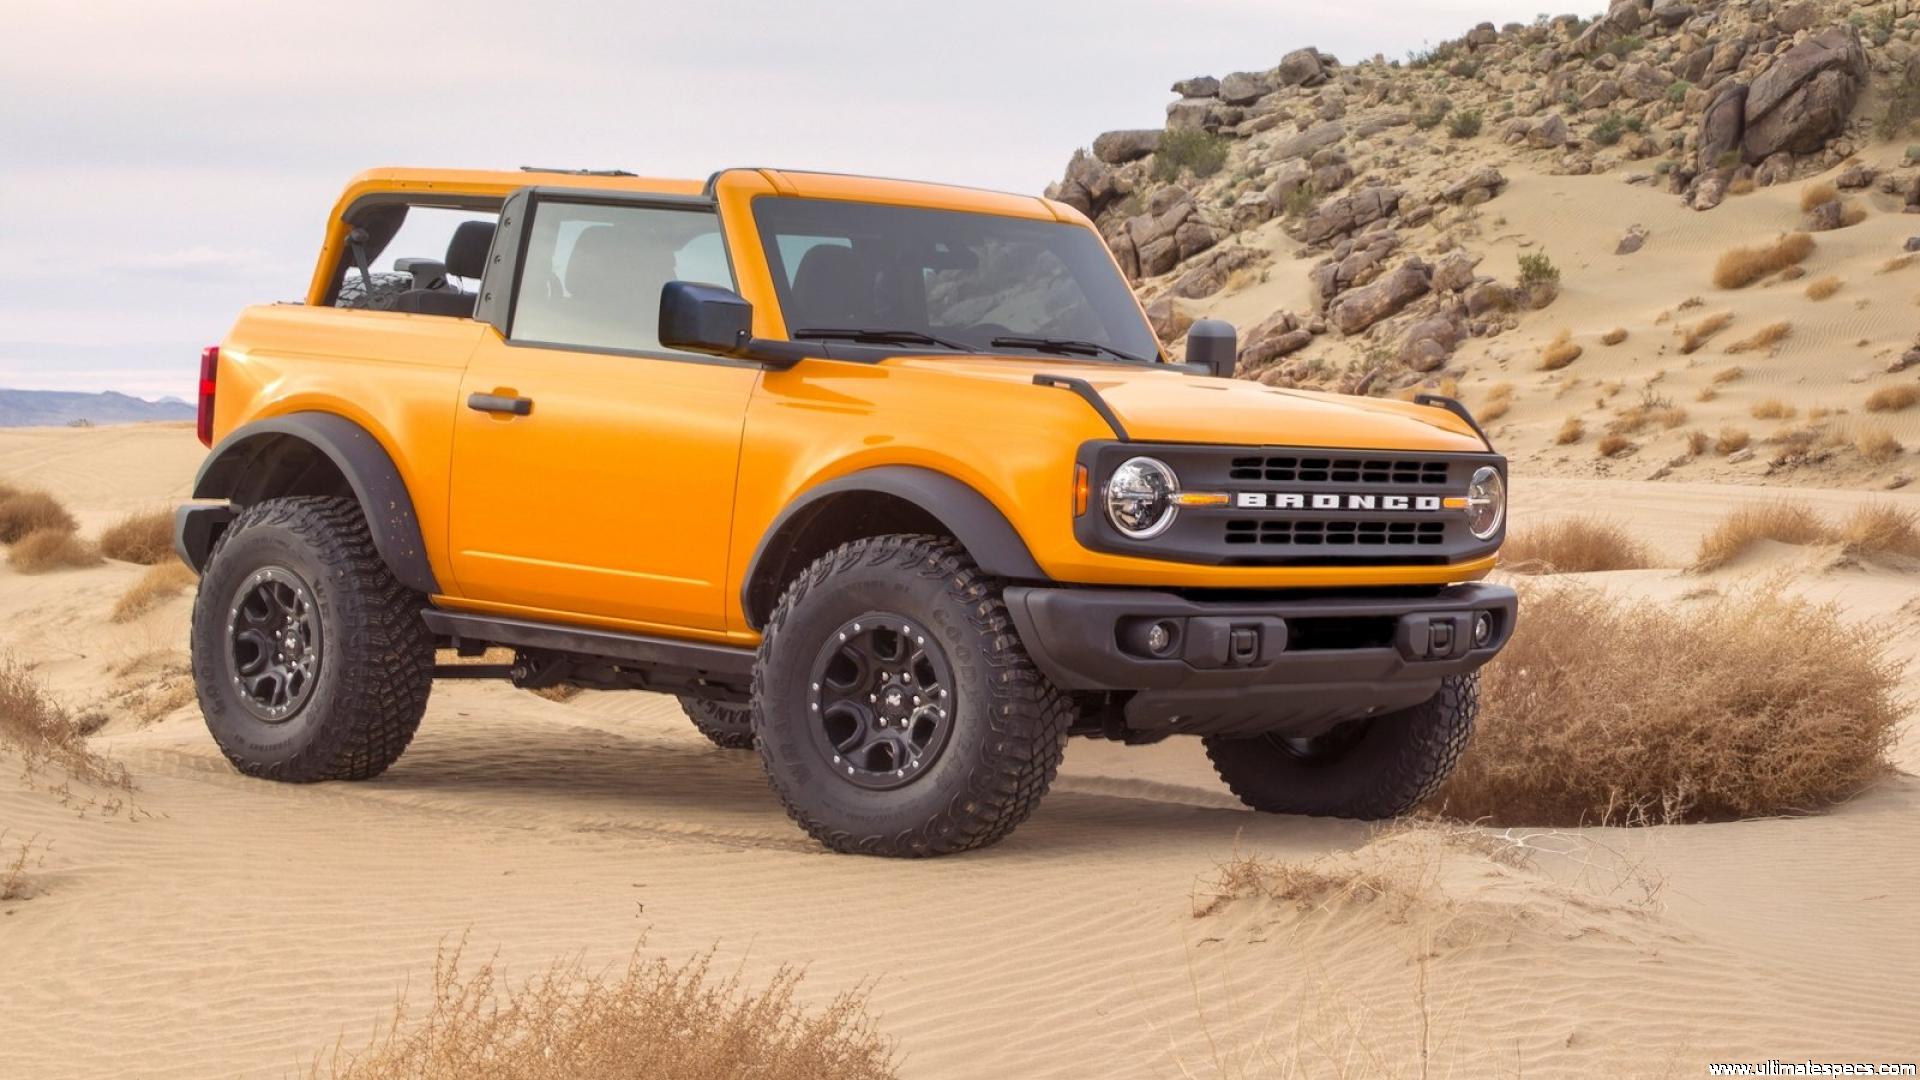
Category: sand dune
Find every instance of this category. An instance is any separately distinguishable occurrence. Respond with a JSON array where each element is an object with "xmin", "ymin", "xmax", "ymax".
[{"xmin": 3, "ymin": 421, "xmax": 1917, "ymax": 1078}]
